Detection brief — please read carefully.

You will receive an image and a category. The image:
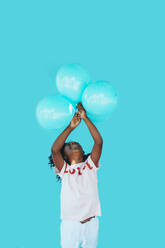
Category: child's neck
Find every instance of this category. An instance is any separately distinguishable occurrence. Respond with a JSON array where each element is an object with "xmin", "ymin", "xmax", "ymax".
[{"xmin": 70, "ymin": 157, "xmax": 83, "ymax": 165}]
